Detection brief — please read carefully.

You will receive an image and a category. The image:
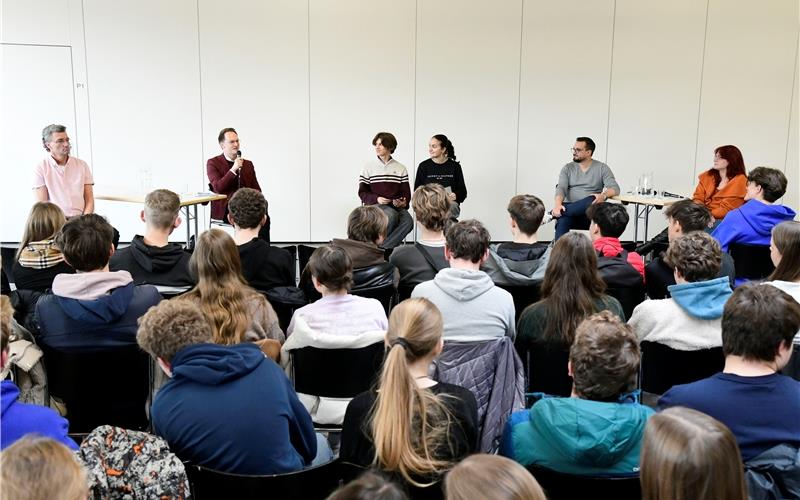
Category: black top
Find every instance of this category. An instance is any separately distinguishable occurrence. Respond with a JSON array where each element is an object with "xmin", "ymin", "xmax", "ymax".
[
  {"xmin": 12, "ymin": 260, "xmax": 74, "ymax": 292},
  {"xmin": 495, "ymin": 242, "xmax": 549, "ymax": 262},
  {"xmin": 238, "ymin": 238, "xmax": 294, "ymax": 292},
  {"xmin": 109, "ymin": 235, "xmax": 194, "ymax": 287},
  {"xmin": 645, "ymin": 253, "xmax": 735, "ymax": 299},
  {"xmin": 340, "ymin": 382, "xmax": 479, "ymax": 473},
  {"xmin": 414, "ymin": 159, "xmax": 467, "ymax": 204}
]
